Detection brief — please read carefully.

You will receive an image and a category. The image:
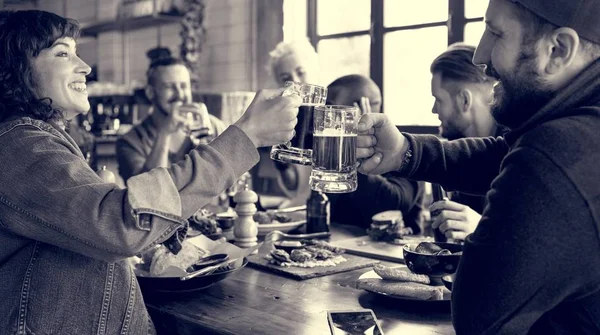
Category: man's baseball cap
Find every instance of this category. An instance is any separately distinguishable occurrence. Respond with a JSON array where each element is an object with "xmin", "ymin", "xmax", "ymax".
[{"xmin": 512, "ymin": 0, "xmax": 600, "ymax": 44}]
